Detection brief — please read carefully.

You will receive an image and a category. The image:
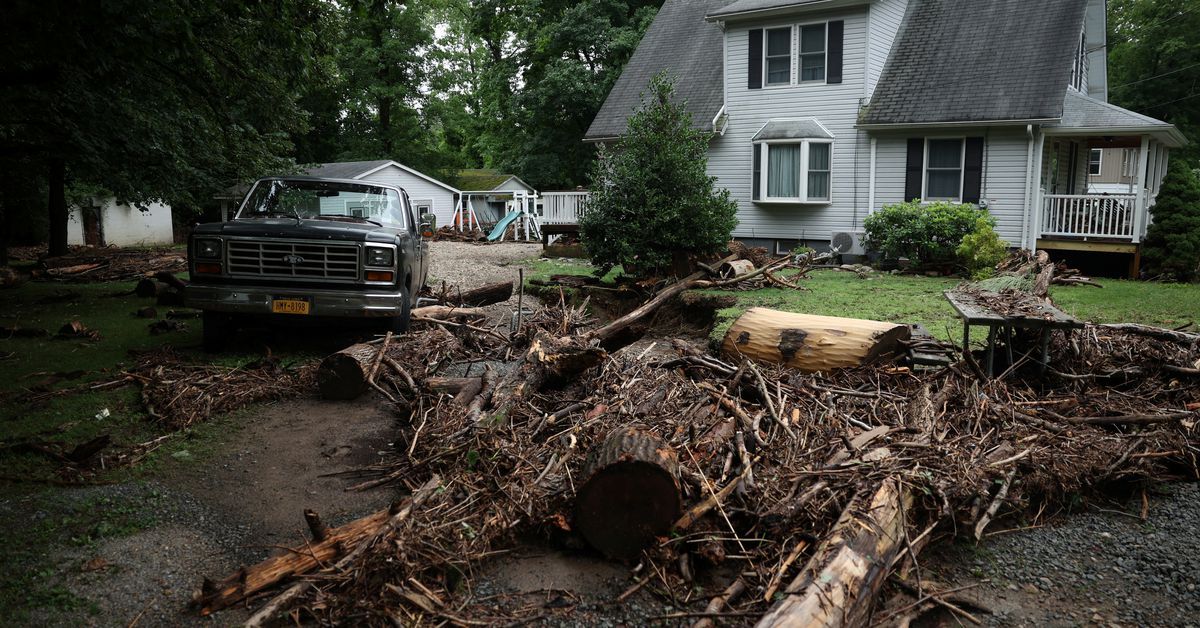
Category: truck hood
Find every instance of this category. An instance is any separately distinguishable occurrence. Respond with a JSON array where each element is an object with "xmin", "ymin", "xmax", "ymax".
[{"xmin": 193, "ymin": 218, "xmax": 401, "ymax": 244}]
